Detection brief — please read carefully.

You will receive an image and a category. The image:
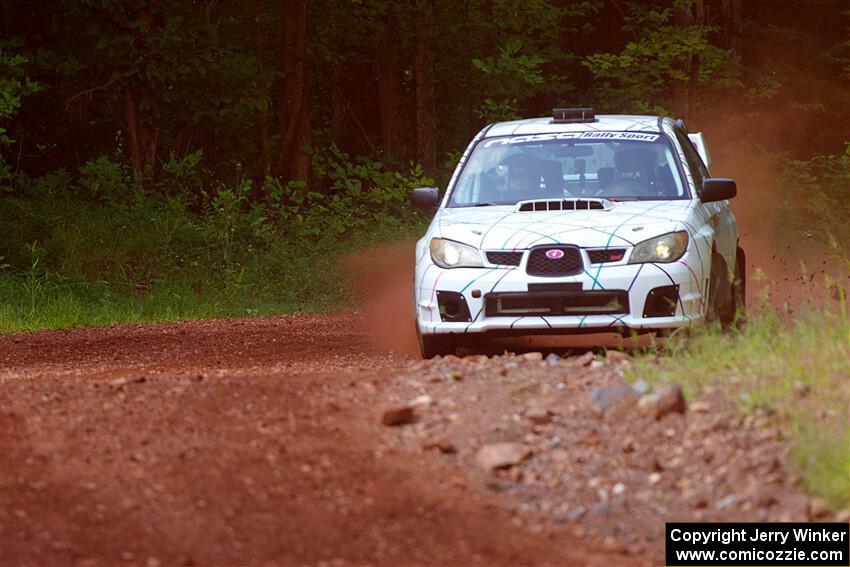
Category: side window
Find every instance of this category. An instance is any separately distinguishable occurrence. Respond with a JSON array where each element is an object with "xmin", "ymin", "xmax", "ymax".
[{"xmin": 675, "ymin": 131, "xmax": 709, "ymax": 191}]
